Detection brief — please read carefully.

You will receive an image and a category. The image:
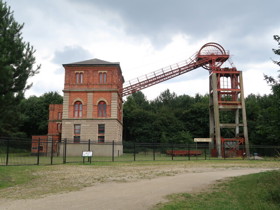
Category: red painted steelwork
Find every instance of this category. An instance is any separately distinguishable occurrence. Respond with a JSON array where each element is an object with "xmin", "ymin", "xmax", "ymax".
[
  {"xmin": 197, "ymin": 42, "xmax": 229, "ymax": 70},
  {"xmin": 221, "ymin": 137, "xmax": 245, "ymax": 158},
  {"xmin": 121, "ymin": 42, "xmax": 230, "ymax": 97}
]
